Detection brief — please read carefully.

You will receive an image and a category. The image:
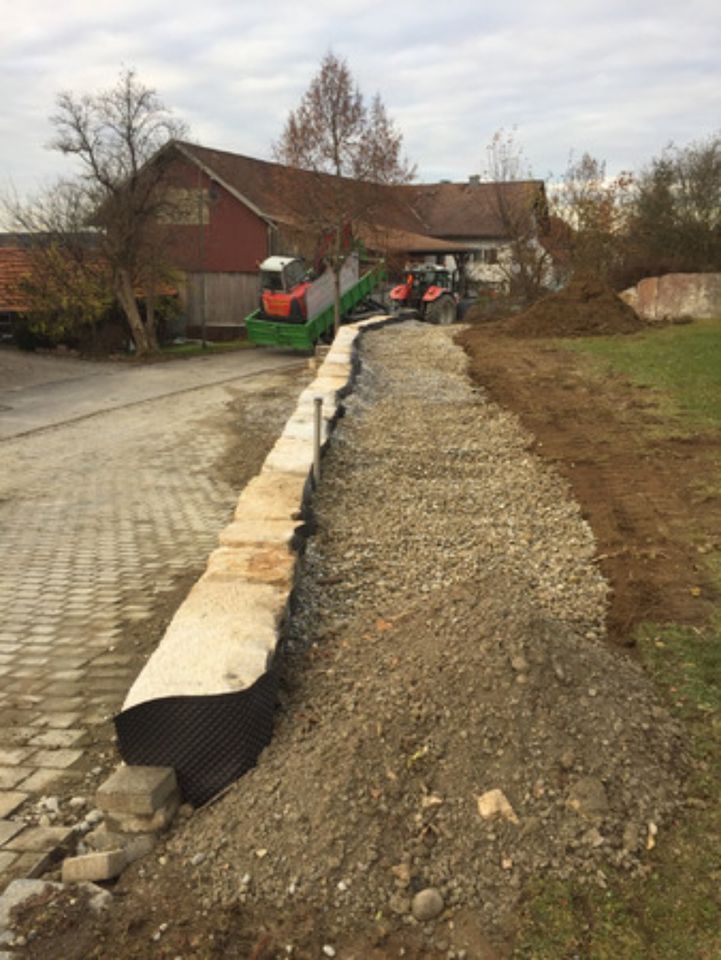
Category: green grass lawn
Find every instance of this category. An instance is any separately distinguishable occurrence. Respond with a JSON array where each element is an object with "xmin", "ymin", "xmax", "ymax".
[
  {"xmin": 515, "ymin": 318, "xmax": 721, "ymax": 959},
  {"xmin": 564, "ymin": 318, "xmax": 721, "ymax": 430}
]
